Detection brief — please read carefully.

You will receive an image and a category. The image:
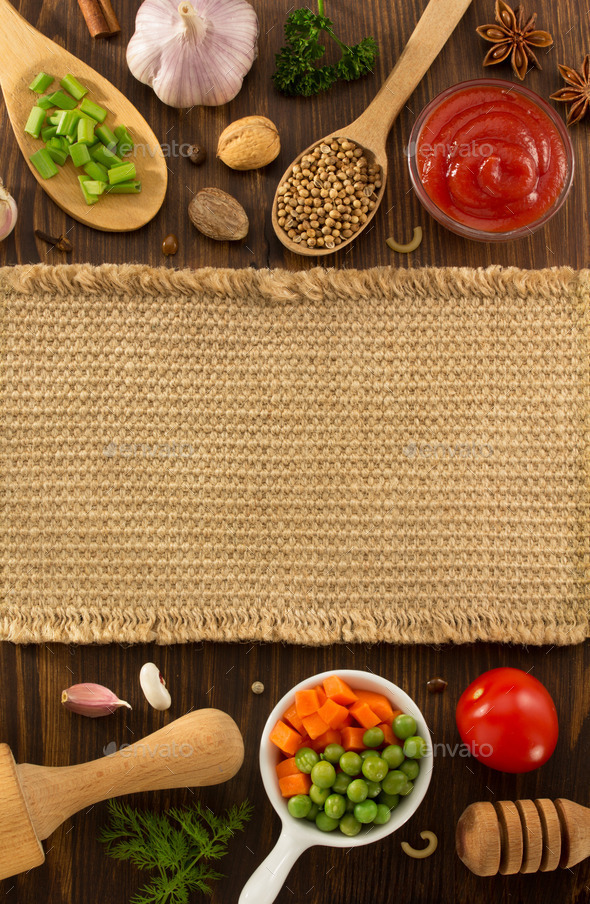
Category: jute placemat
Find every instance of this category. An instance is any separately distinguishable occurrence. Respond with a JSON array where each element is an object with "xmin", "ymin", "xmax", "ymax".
[{"xmin": 1, "ymin": 264, "xmax": 588, "ymax": 646}]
